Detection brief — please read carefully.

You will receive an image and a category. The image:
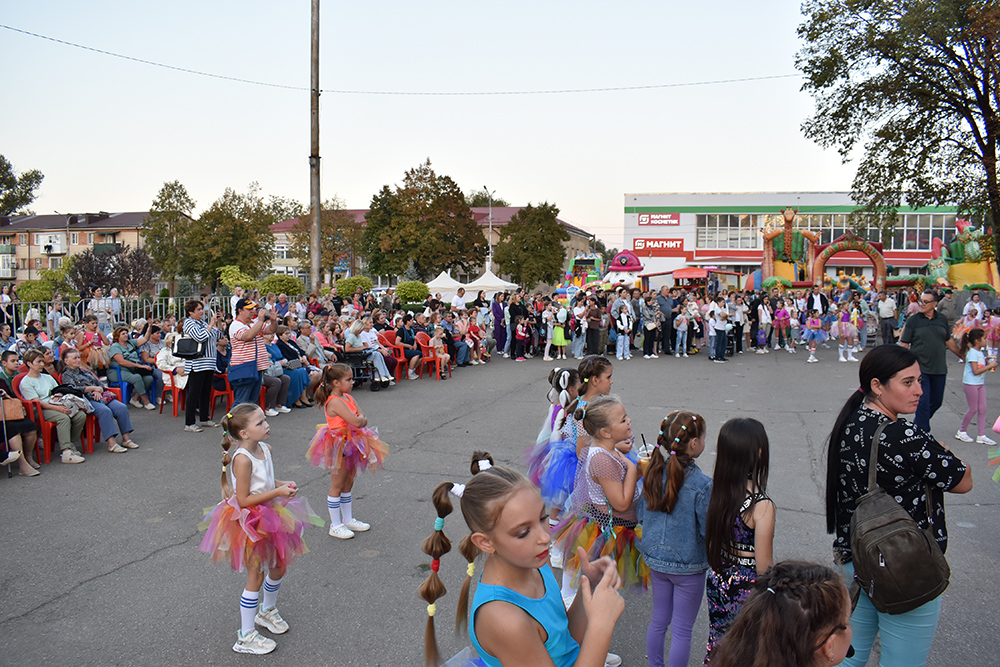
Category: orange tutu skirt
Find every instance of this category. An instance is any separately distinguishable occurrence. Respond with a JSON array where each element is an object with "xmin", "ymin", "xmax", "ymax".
[
  {"xmin": 552, "ymin": 514, "xmax": 650, "ymax": 591},
  {"xmin": 306, "ymin": 424, "xmax": 388, "ymax": 474}
]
